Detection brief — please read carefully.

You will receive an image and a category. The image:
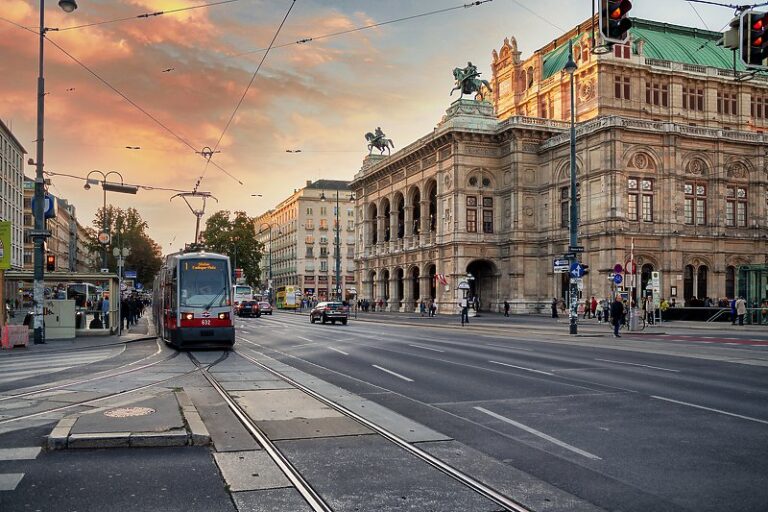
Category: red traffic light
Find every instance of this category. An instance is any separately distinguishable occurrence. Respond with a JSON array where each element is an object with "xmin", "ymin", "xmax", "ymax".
[
  {"xmin": 600, "ymin": 0, "xmax": 633, "ymax": 44},
  {"xmin": 46, "ymin": 254, "xmax": 56, "ymax": 271}
]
